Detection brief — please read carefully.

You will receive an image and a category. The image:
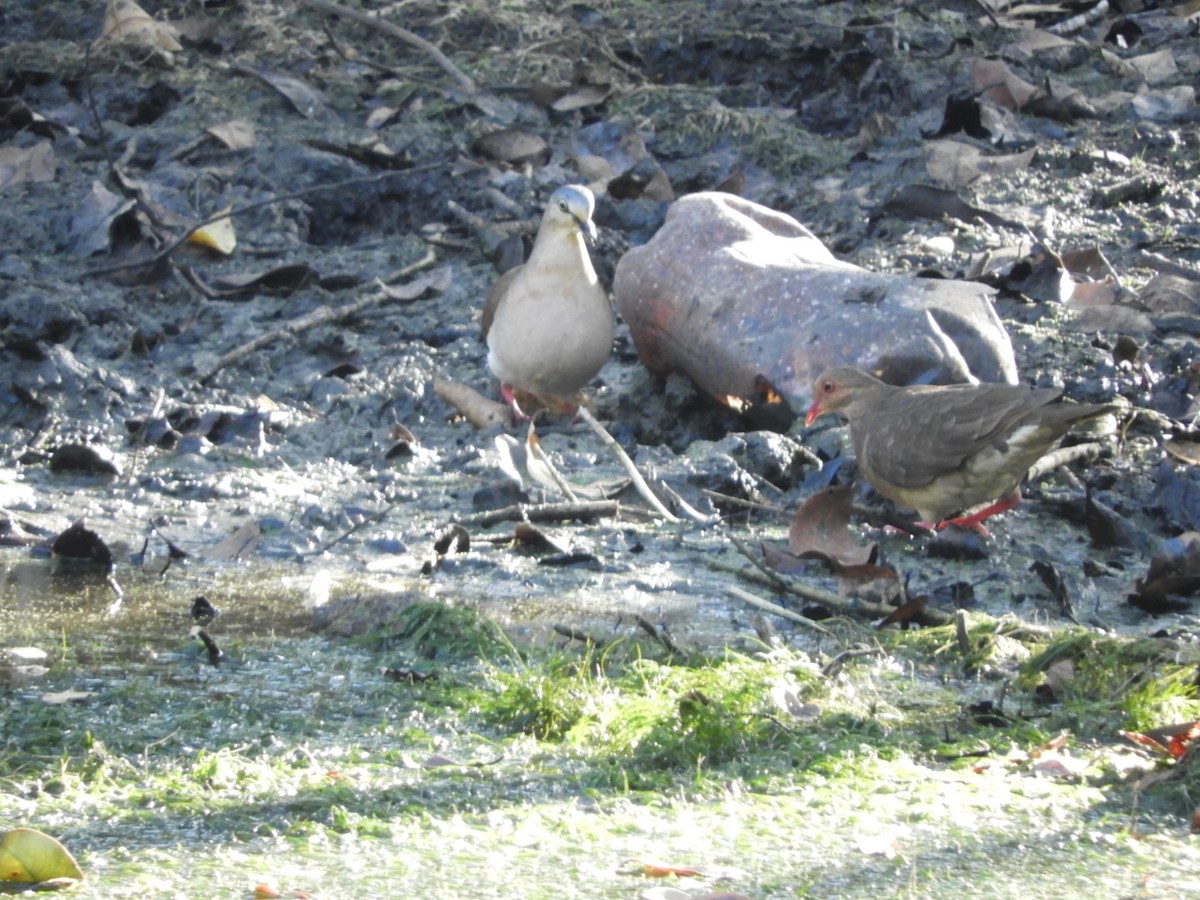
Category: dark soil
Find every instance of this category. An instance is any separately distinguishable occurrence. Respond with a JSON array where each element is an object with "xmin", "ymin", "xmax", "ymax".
[{"xmin": 2, "ymin": 0, "xmax": 1200, "ymax": 709}]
